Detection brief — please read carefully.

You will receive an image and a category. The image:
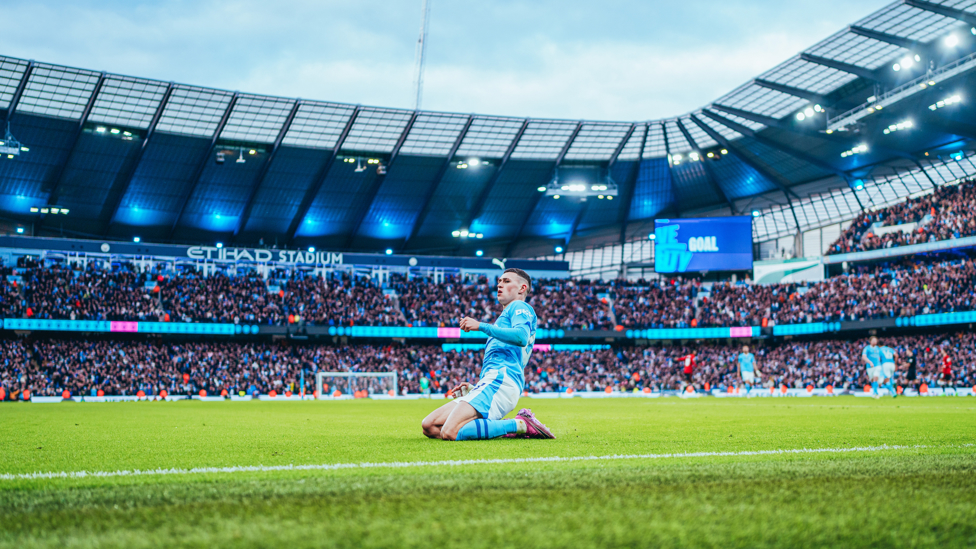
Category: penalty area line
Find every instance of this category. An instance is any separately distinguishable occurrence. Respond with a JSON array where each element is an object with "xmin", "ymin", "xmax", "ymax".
[{"xmin": 0, "ymin": 444, "xmax": 952, "ymax": 481}]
